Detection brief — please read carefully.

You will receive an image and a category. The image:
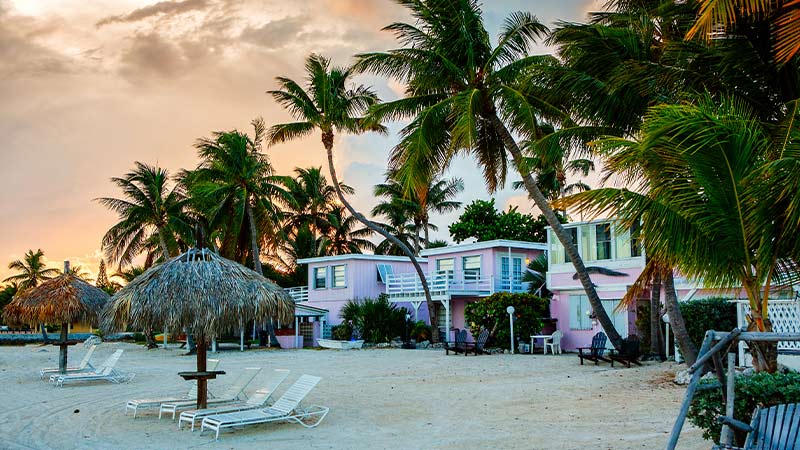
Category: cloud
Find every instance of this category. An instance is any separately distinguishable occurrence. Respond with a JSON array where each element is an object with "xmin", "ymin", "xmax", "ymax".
[
  {"xmin": 239, "ymin": 15, "xmax": 307, "ymax": 49},
  {"xmin": 0, "ymin": 6, "xmax": 74, "ymax": 78},
  {"xmin": 118, "ymin": 32, "xmax": 187, "ymax": 80},
  {"xmin": 96, "ymin": 0, "xmax": 209, "ymax": 27}
]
